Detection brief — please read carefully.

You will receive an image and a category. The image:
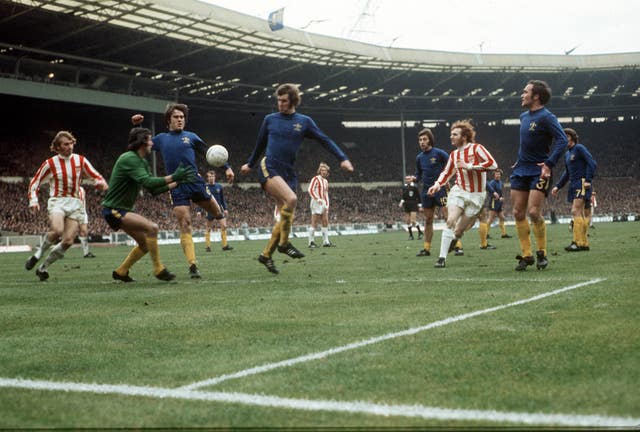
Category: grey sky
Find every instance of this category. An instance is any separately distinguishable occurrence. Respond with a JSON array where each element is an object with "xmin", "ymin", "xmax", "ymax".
[{"xmin": 204, "ymin": 0, "xmax": 640, "ymax": 55}]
